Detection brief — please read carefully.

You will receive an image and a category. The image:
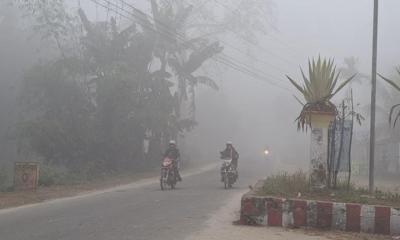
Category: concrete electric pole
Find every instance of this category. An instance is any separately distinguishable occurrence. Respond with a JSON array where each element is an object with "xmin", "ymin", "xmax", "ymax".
[{"xmin": 369, "ymin": 0, "xmax": 379, "ymax": 193}]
